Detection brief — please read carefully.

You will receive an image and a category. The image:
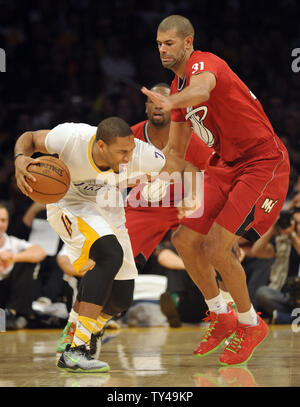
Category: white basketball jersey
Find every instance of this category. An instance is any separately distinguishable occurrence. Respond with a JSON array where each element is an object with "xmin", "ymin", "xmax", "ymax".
[{"xmin": 45, "ymin": 122, "xmax": 166, "ymax": 206}]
